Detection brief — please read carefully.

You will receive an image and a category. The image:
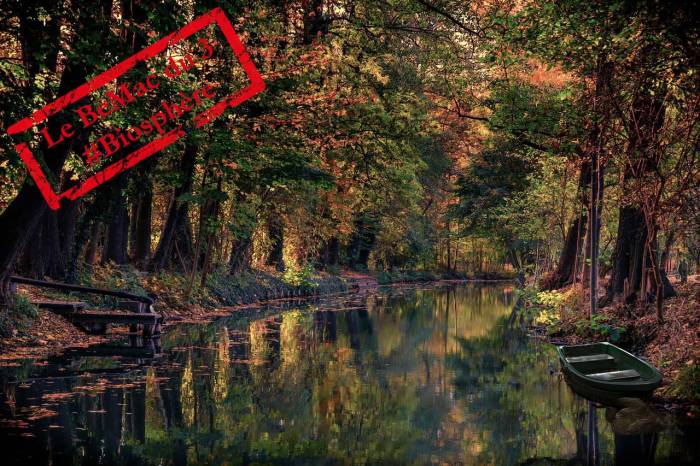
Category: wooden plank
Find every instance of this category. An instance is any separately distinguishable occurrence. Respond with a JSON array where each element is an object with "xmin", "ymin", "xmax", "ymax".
[
  {"xmin": 32, "ymin": 300, "xmax": 87, "ymax": 312},
  {"xmin": 588, "ymin": 369, "xmax": 640, "ymax": 381},
  {"xmin": 566, "ymin": 354, "xmax": 614, "ymax": 364},
  {"xmin": 67, "ymin": 312, "xmax": 160, "ymax": 325},
  {"xmin": 116, "ymin": 300, "xmax": 148, "ymax": 313}
]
